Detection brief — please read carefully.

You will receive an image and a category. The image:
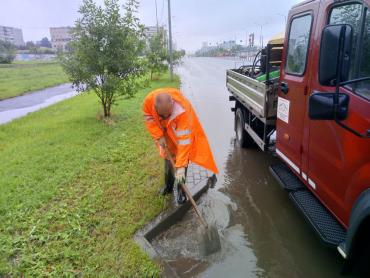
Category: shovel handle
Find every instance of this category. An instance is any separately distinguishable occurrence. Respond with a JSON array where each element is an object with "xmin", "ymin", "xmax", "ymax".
[
  {"xmin": 179, "ymin": 183, "xmax": 208, "ymax": 228},
  {"xmin": 163, "ymin": 145, "xmax": 208, "ymax": 228}
]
